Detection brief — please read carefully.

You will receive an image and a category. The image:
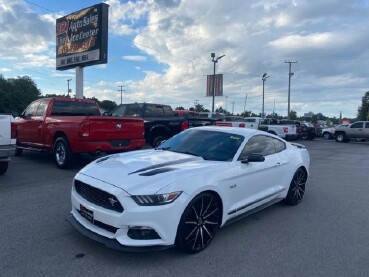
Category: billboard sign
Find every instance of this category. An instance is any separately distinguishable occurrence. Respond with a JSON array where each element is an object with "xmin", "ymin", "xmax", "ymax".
[
  {"xmin": 56, "ymin": 3, "xmax": 109, "ymax": 70},
  {"xmin": 206, "ymin": 74, "xmax": 223, "ymax": 97}
]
